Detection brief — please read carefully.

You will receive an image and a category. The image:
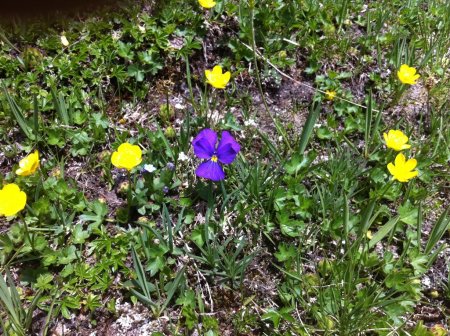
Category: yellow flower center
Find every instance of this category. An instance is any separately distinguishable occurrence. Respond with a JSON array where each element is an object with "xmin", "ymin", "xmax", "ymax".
[{"xmin": 211, "ymin": 155, "xmax": 218, "ymax": 162}]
